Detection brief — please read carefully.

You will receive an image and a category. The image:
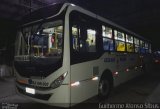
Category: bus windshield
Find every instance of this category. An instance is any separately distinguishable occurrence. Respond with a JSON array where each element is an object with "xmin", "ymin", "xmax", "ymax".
[{"xmin": 14, "ymin": 20, "xmax": 64, "ymax": 77}]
